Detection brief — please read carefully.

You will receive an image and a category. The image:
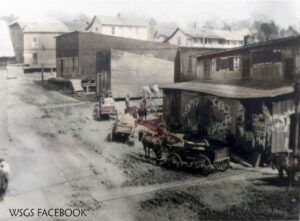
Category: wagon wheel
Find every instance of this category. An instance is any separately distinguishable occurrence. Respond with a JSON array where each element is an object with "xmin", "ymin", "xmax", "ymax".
[
  {"xmin": 213, "ymin": 159, "xmax": 230, "ymax": 172},
  {"xmin": 193, "ymin": 154, "xmax": 211, "ymax": 176},
  {"xmin": 168, "ymin": 153, "xmax": 182, "ymax": 169}
]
